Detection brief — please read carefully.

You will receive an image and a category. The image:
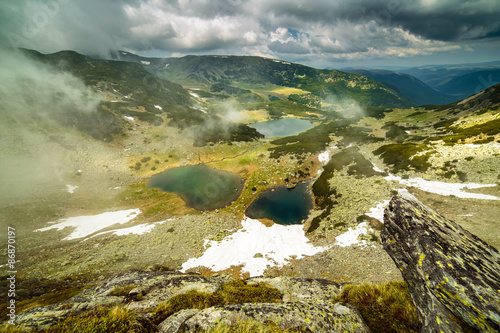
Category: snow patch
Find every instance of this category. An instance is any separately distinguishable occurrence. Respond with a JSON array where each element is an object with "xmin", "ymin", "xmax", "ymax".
[
  {"xmin": 124, "ymin": 116, "xmax": 134, "ymax": 121},
  {"xmin": 366, "ymin": 200, "xmax": 390, "ymax": 223},
  {"xmin": 66, "ymin": 185, "xmax": 78, "ymax": 194},
  {"xmin": 465, "ymin": 142, "xmax": 500, "ymax": 148},
  {"xmin": 318, "ymin": 151, "xmax": 330, "ymax": 165},
  {"xmin": 154, "ymin": 105, "xmax": 163, "ymax": 110},
  {"xmin": 189, "ymin": 92, "xmax": 199, "ymax": 98},
  {"xmin": 141, "ymin": 61, "xmax": 150, "ymax": 65},
  {"xmin": 35, "ymin": 209, "xmax": 142, "ymax": 240},
  {"xmin": 385, "ymin": 175, "xmax": 499, "ymax": 200},
  {"xmin": 273, "ymin": 60, "xmax": 291, "ymax": 65},
  {"xmin": 334, "ymin": 222, "xmax": 372, "ymax": 247},
  {"xmin": 371, "ymin": 162, "xmax": 384, "ymax": 173},
  {"xmin": 85, "ymin": 221, "xmax": 166, "ymax": 240},
  {"xmin": 181, "ymin": 217, "xmax": 327, "ymax": 277}
]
